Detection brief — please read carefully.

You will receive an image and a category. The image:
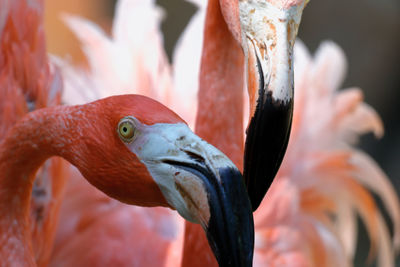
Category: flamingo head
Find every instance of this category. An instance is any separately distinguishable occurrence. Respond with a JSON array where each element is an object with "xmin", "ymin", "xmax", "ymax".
[
  {"xmin": 69, "ymin": 94, "xmax": 254, "ymax": 266},
  {"xmin": 220, "ymin": 0, "xmax": 308, "ymax": 211}
]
